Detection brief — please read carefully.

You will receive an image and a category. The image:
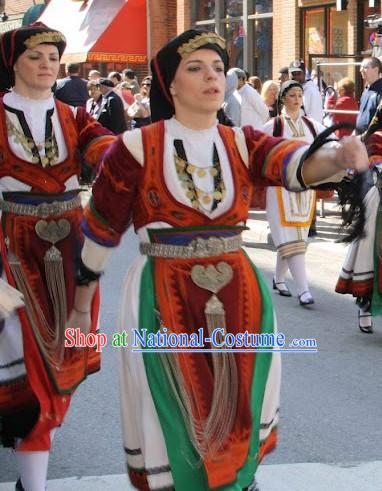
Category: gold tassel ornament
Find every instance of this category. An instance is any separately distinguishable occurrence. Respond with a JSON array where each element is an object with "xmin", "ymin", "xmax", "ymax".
[
  {"xmin": 8, "ymin": 251, "xmax": 65, "ymax": 367},
  {"xmin": 189, "ymin": 261, "xmax": 238, "ymax": 456},
  {"xmin": 34, "ymin": 218, "xmax": 71, "ymax": 366}
]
